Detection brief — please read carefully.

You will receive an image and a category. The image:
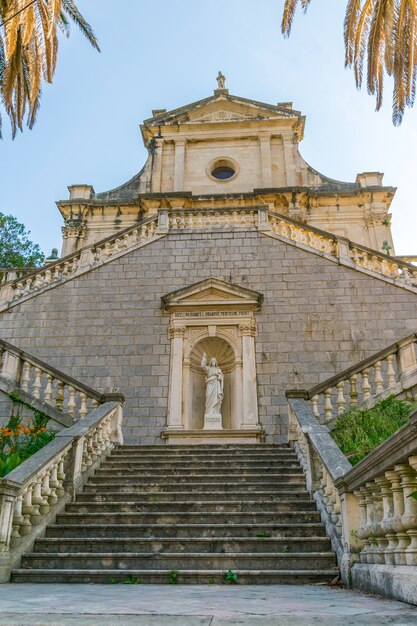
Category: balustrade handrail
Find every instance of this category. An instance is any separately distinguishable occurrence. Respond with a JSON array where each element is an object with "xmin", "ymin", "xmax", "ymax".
[
  {"xmin": 288, "ymin": 398, "xmax": 352, "ymax": 482},
  {"xmin": 268, "ymin": 209, "xmax": 338, "ymax": 242},
  {"xmin": 168, "ymin": 205, "xmax": 265, "ymax": 214},
  {"xmin": 0, "ymin": 401, "xmax": 123, "ymax": 582},
  {"xmin": 349, "ymin": 241, "xmax": 417, "ymax": 273},
  {"xmin": 0, "ymin": 338, "xmax": 117, "ymax": 403},
  {"xmin": 0, "ymin": 213, "xmax": 159, "ymax": 290},
  {"xmin": 3, "ymin": 403, "xmax": 120, "ymax": 488},
  {"xmin": 286, "ymin": 333, "xmax": 417, "ymax": 401}
]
